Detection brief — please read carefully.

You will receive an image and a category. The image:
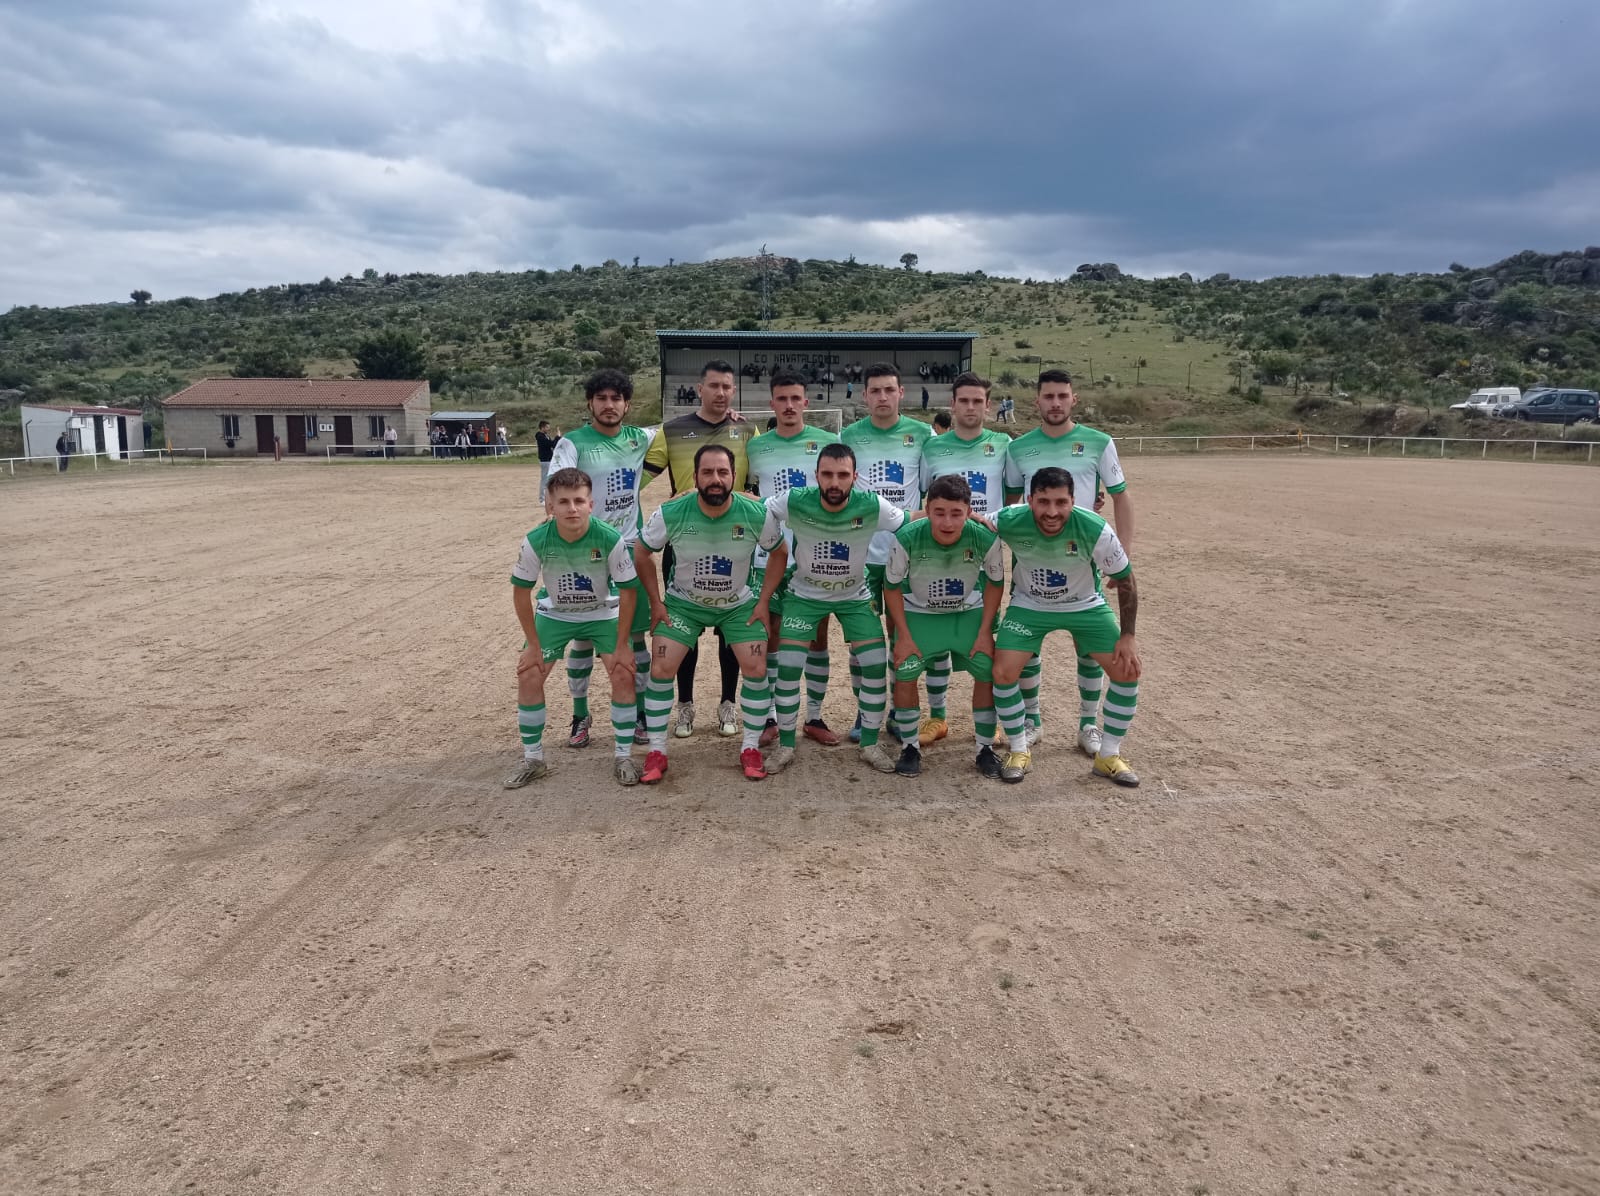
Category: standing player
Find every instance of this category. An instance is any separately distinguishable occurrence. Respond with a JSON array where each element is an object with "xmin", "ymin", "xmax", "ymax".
[
  {"xmin": 1003, "ymin": 369, "xmax": 1135, "ymax": 756},
  {"xmin": 633, "ymin": 444, "xmax": 773, "ymax": 782},
  {"xmin": 916, "ymin": 371, "xmax": 1011, "ymax": 742},
  {"xmin": 990, "ymin": 467, "xmax": 1142, "ymax": 786},
  {"xmin": 745, "ymin": 371, "xmax": 842, "ymax": 745},
  {"xmin": 882, "ymin": 475, "xmax": 1006, "ymax": 778},
  {"xmin": 548, "ymin": 370, "xmax": 656, "ymax": 749},
  {"xmin": 644, "ymin": 360, "xmax": 756, "ymax": 740},
  {"xmin": 505, "ymin": 467, "xmax": 643, "ymax": 789},
  {"xmin": 840, "ymin": 363, "xmax": 932, "ymax": 741},
  {"xmin": 756, "ymin": 443, "xmax": 906, "ymax": 774}
]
